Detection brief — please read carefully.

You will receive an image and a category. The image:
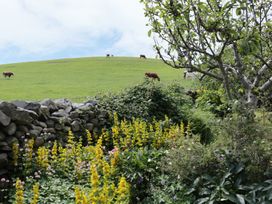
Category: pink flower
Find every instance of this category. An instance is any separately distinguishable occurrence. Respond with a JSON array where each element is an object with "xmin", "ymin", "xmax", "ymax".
[{"xmin": 108, "ymin": 147, "xmax": 119, "ymax": 155}]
